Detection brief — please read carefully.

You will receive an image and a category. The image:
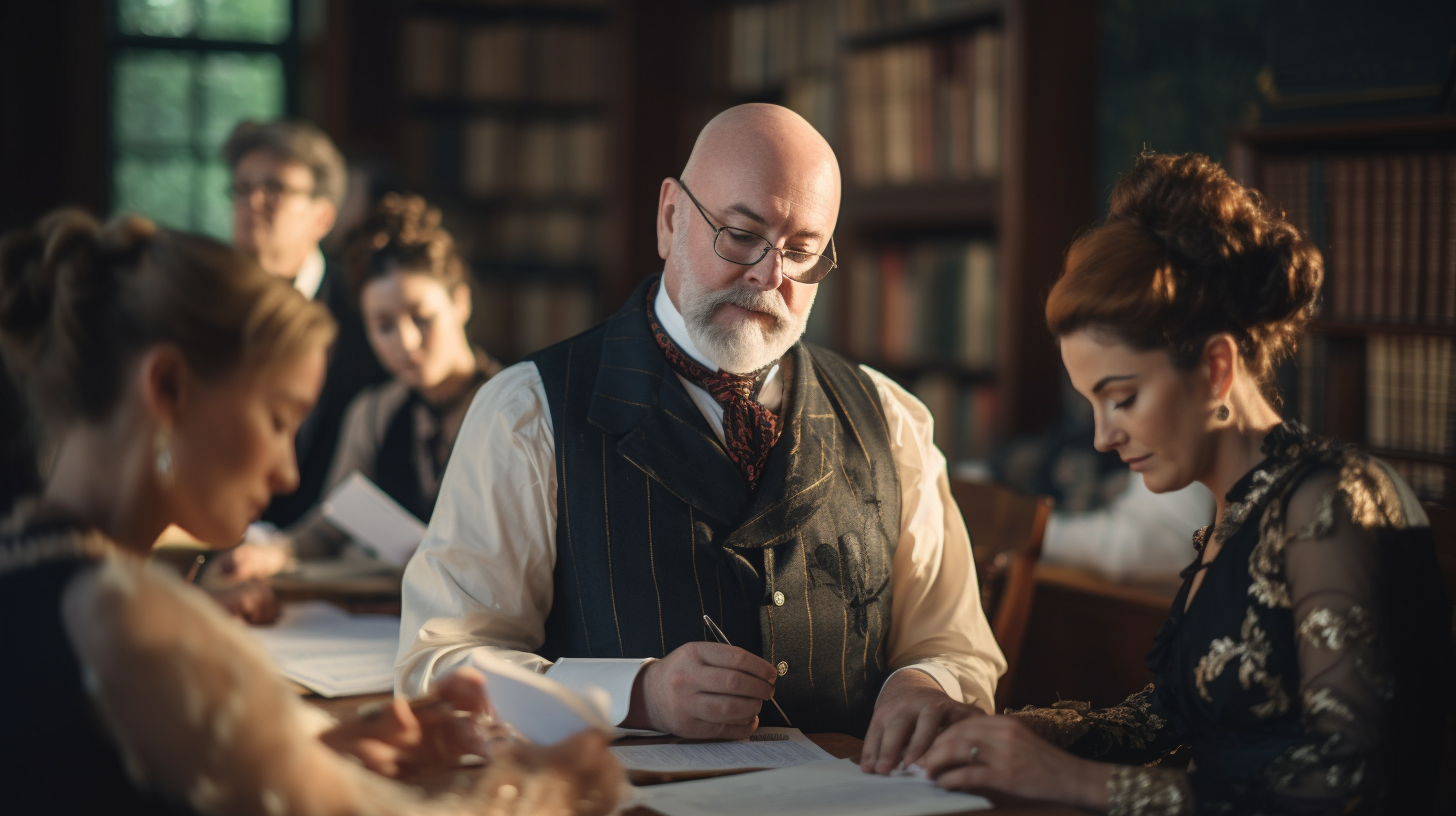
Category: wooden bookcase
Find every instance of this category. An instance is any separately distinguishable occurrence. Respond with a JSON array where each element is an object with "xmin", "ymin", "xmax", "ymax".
[
  {"xmin": 699, "ymin": 0, "xmax": 1097, "ymax": 462},
  {"xmin": 1228, "ymin": 117, "xmax": 1456, "ymax": 506}
]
